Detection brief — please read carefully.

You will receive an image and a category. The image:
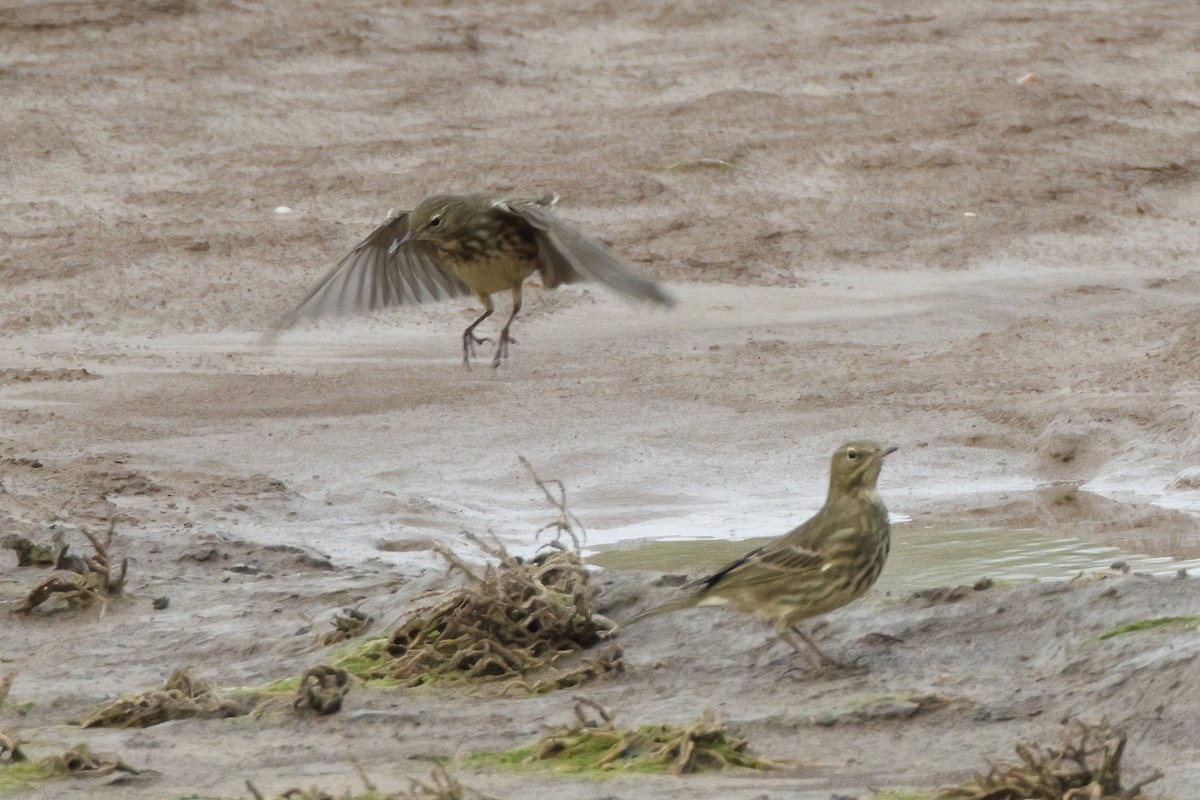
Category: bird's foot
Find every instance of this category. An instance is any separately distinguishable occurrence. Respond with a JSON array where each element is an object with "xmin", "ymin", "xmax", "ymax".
[
  {"xmin": 779, "ymin": 629, "xmax": 851, "ymax": 672},
  {"xmin": 780, "ymin": 655, "xmax": 867, "ymax": 680},
  {"xmin": 491, "ymin": 330, "xmax": 514, "ymax": 368},
  {"xmin": 462, "ymin": 333, "xmax": 493, "ymax": 366}
]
